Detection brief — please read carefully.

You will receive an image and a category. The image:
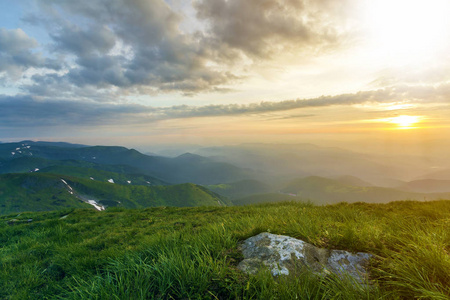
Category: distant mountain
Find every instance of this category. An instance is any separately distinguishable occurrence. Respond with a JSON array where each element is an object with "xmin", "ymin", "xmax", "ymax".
[
  {"xmin": 0, "ymin": 141, "xmax": 254, "ymax": 185},
  {"xmin": 333, "ymin": 175, "xmax": 373, "ymax": 187},
  {"xmin": 279, "ymin": 176, "xmax": 450, "ymax": 205},
  {"xmin": 0, "ymin": 173, "xmax": 229, "ymax": 215},
  {"xmin": 0, "ymin": 141, "xmax": 87, "ymax": 159},
  {"xmin": 207, "ymin": 179, "xmax": 272, "ymax": 200},
  {"xmin": 417, "ymin": 169, "xmax": 450, "ymax": 181},
  {"xmin": 161, "ymin": 153, "xmax": 254, "ymax": 184},
  {"xmin": 398, "ymin": 179, "xmax": 450, "ymax": 193},
  {"xmin": 194, "ymin": 143, "xmax": 433, "ymax": 184},
  {"xmin": 20, "ymin": 140, "xmax": 88, "ymax": 148}
]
